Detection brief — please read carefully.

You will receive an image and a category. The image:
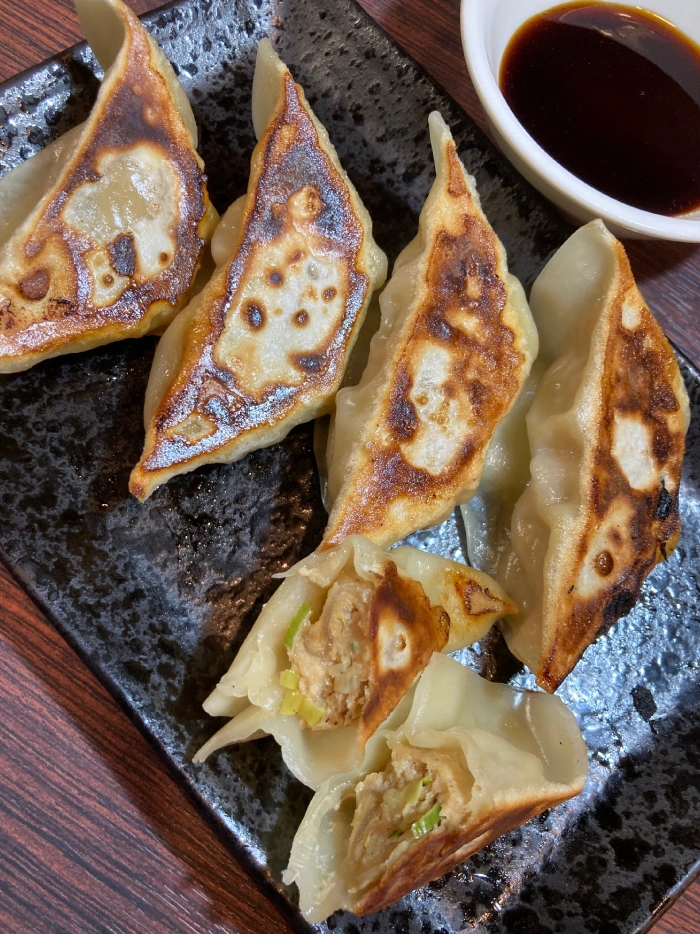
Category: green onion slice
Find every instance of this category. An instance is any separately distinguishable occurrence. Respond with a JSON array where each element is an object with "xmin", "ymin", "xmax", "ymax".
[
  {"xmin": 284, "ymin": 603, "xmax": 311, "ymax": 649},
  {"xmin": 280, "ymin": 689, "xmax": 303, "ymax": 716},
  {"xmin": 411, "ymin": 802, "xmax": 442, "ymax": 839},
  {"xmin": 299, "ymin": 696, "xmax": 325, "ymax": 727},
  {"xmin": 279, "ymin": 669, "xmax": 300, "ymax": 690}
]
